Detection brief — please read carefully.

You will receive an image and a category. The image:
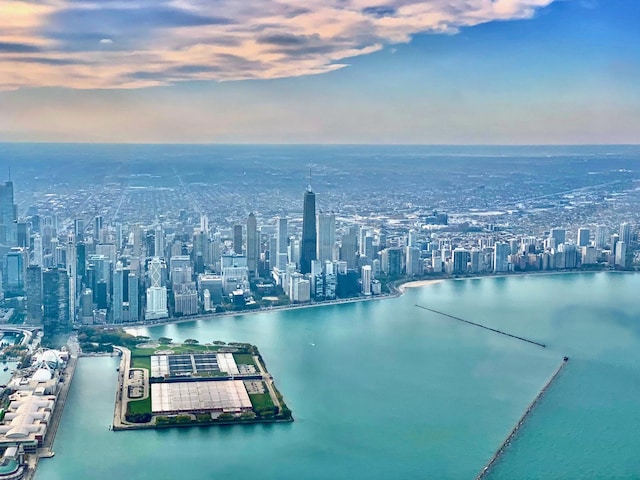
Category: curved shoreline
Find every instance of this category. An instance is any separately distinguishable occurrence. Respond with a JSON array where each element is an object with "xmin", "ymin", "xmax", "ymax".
[{"xmin": 120, "ymin": 269, "xmax": 627, "ymax": 333}]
